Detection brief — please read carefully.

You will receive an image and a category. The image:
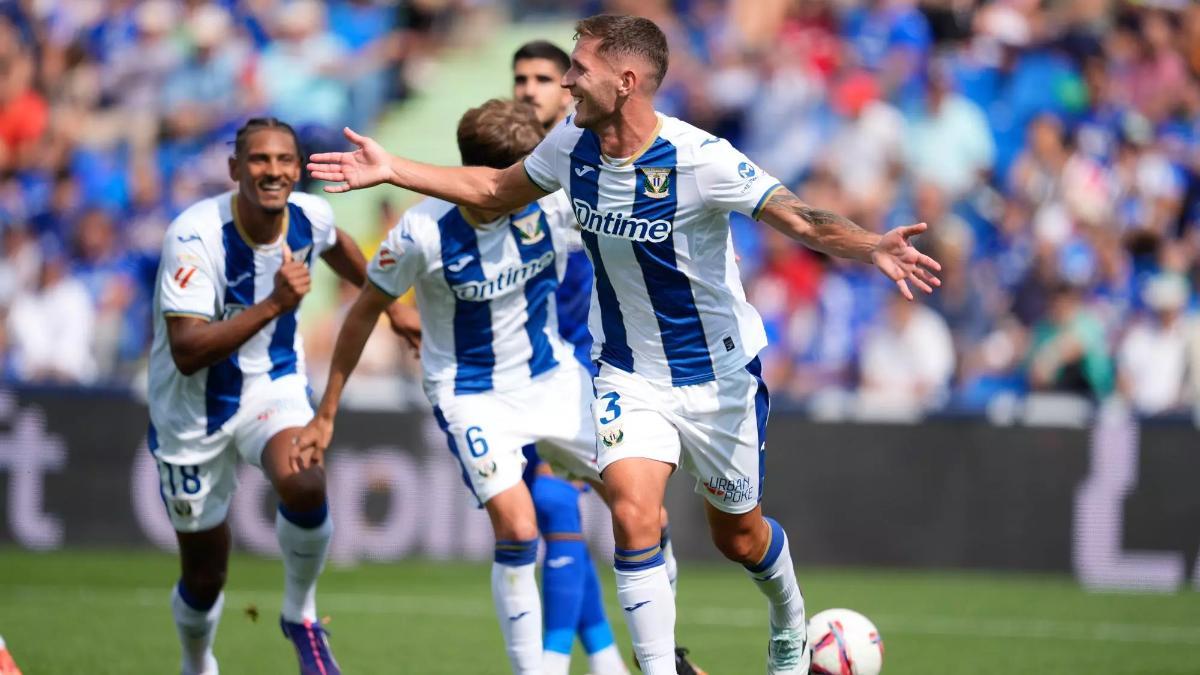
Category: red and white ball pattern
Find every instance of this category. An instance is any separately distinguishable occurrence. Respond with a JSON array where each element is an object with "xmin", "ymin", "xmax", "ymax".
[{"xmin": 809, "ymin": 608, "xmax": 884, "ymax": 675}]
